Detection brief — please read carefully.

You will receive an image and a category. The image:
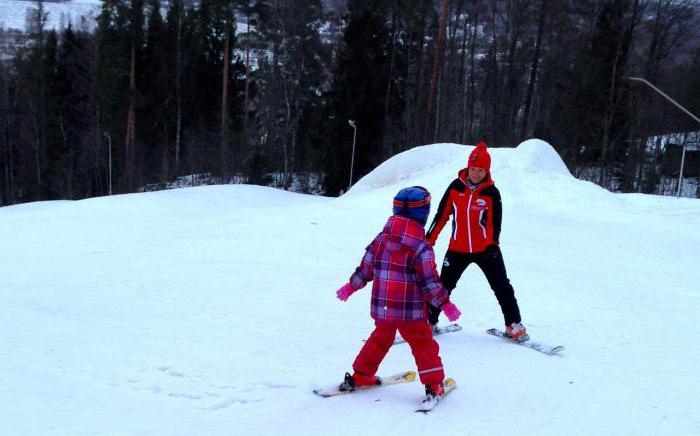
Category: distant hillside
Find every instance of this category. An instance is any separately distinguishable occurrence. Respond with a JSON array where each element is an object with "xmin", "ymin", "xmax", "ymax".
[{"xmin": 0, "ymin": 0, "xmax": 99, "ymax": 32}]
